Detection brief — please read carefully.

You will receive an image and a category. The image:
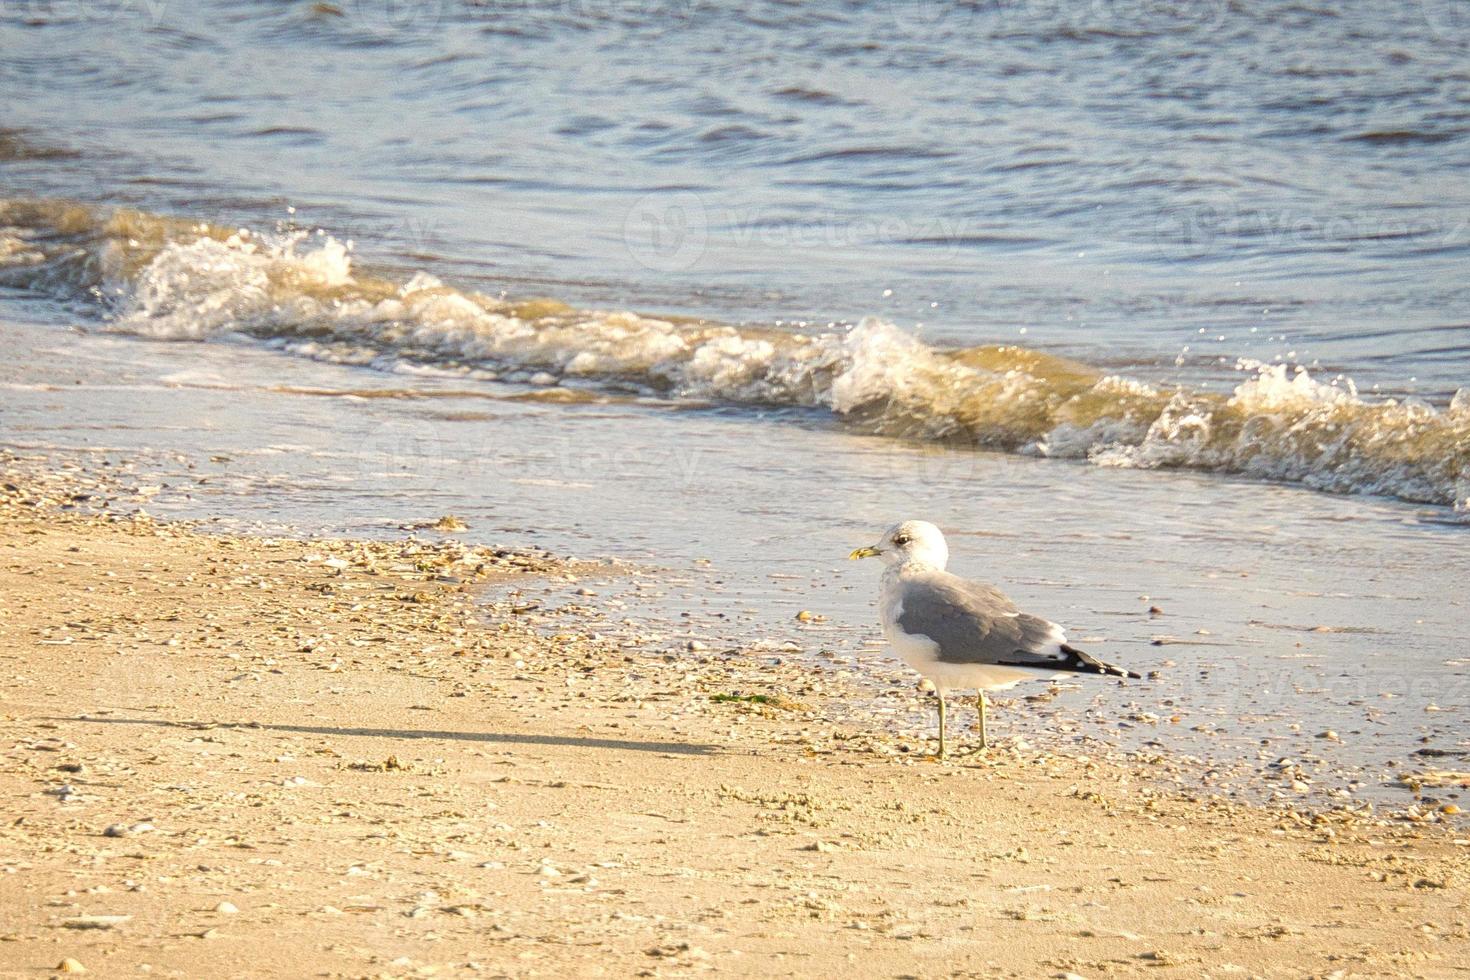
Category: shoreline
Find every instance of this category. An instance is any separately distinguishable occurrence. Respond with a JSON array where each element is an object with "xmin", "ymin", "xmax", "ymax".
[
  {"xmin": 4, "ymin": 310, "xmax": 1467, "ymax": 812},
  {"xmin": 1, "ymin": 457, "xmax": 1466, "ymax": 977},
  {"xmin": 1, "ymin": 442, "xmax": 1463, "ymax": 817}
]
